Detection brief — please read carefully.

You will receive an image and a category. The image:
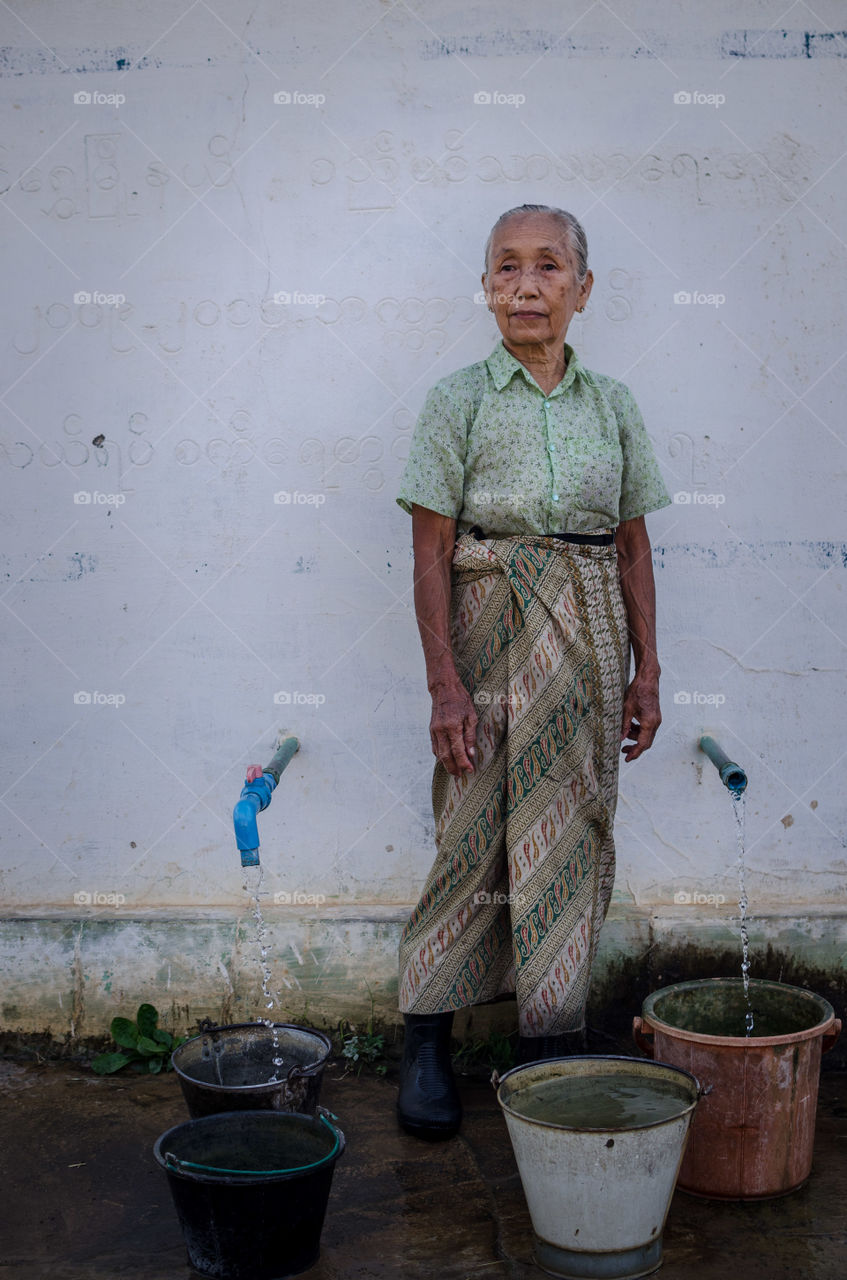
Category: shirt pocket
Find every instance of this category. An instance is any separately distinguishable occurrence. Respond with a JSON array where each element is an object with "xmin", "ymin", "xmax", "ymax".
[{"xmin": 568, "ymin": 434, "xmax": 624, "ymax": 514}]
